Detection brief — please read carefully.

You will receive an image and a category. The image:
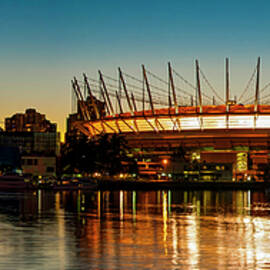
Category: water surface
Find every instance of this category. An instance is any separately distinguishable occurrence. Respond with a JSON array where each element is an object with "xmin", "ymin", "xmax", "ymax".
[{"xmin": 0, "ymin": 189, "xmax": 269, "ymax": 269}]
